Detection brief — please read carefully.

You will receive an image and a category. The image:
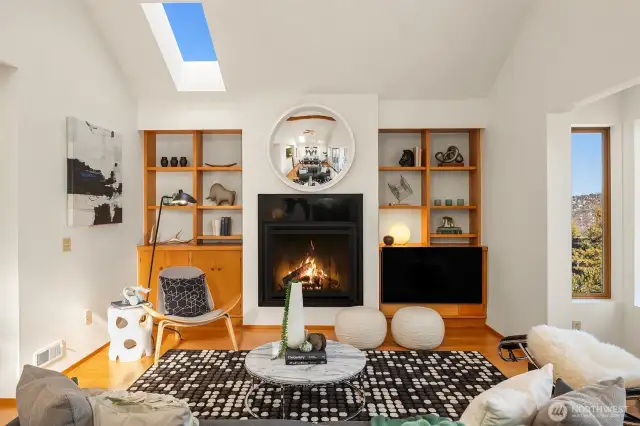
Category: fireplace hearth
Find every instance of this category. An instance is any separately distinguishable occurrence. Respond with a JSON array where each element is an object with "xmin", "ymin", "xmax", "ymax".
[{"xmin": 258, "ymin": 194, "xmax": 363, "ymax": 307}]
